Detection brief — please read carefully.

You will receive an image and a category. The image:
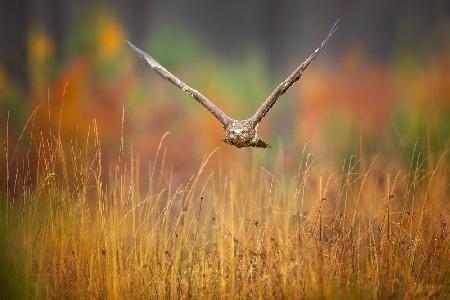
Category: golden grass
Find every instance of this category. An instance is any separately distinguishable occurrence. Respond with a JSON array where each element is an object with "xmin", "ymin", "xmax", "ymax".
[{"xmin": 1, "ymin": 118, "xmax": 449, "ymax": 299}]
